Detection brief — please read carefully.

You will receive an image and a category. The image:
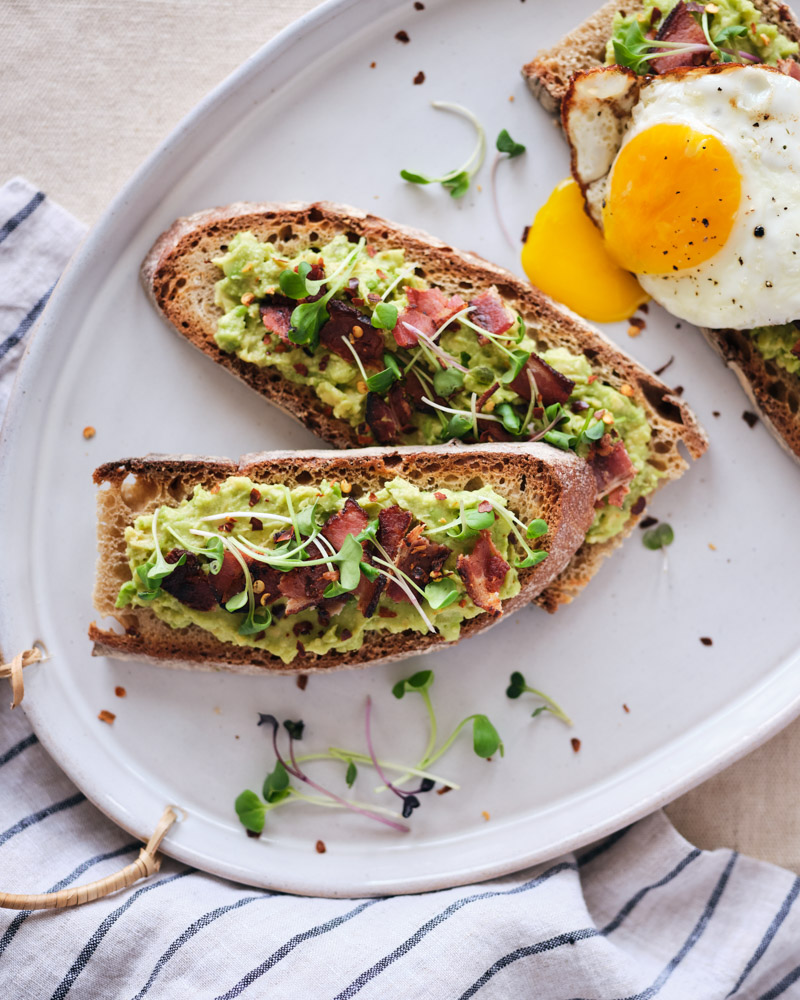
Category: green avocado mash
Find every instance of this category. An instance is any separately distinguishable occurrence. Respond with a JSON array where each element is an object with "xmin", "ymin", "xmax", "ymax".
[
  {"xmin": 212, "ymin": 233, "xmax": 662, "ymax": 545},
  {"xmin": 118, "ymin": 476, "xmax": 531, "ymax": 664},
  {"xmin": 748, "ymin": 323, "xmax": 800, "ymax": 375},
  {"xmin": 606, "ymin": 0, "xmax": 799, "ymax": 69}
]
